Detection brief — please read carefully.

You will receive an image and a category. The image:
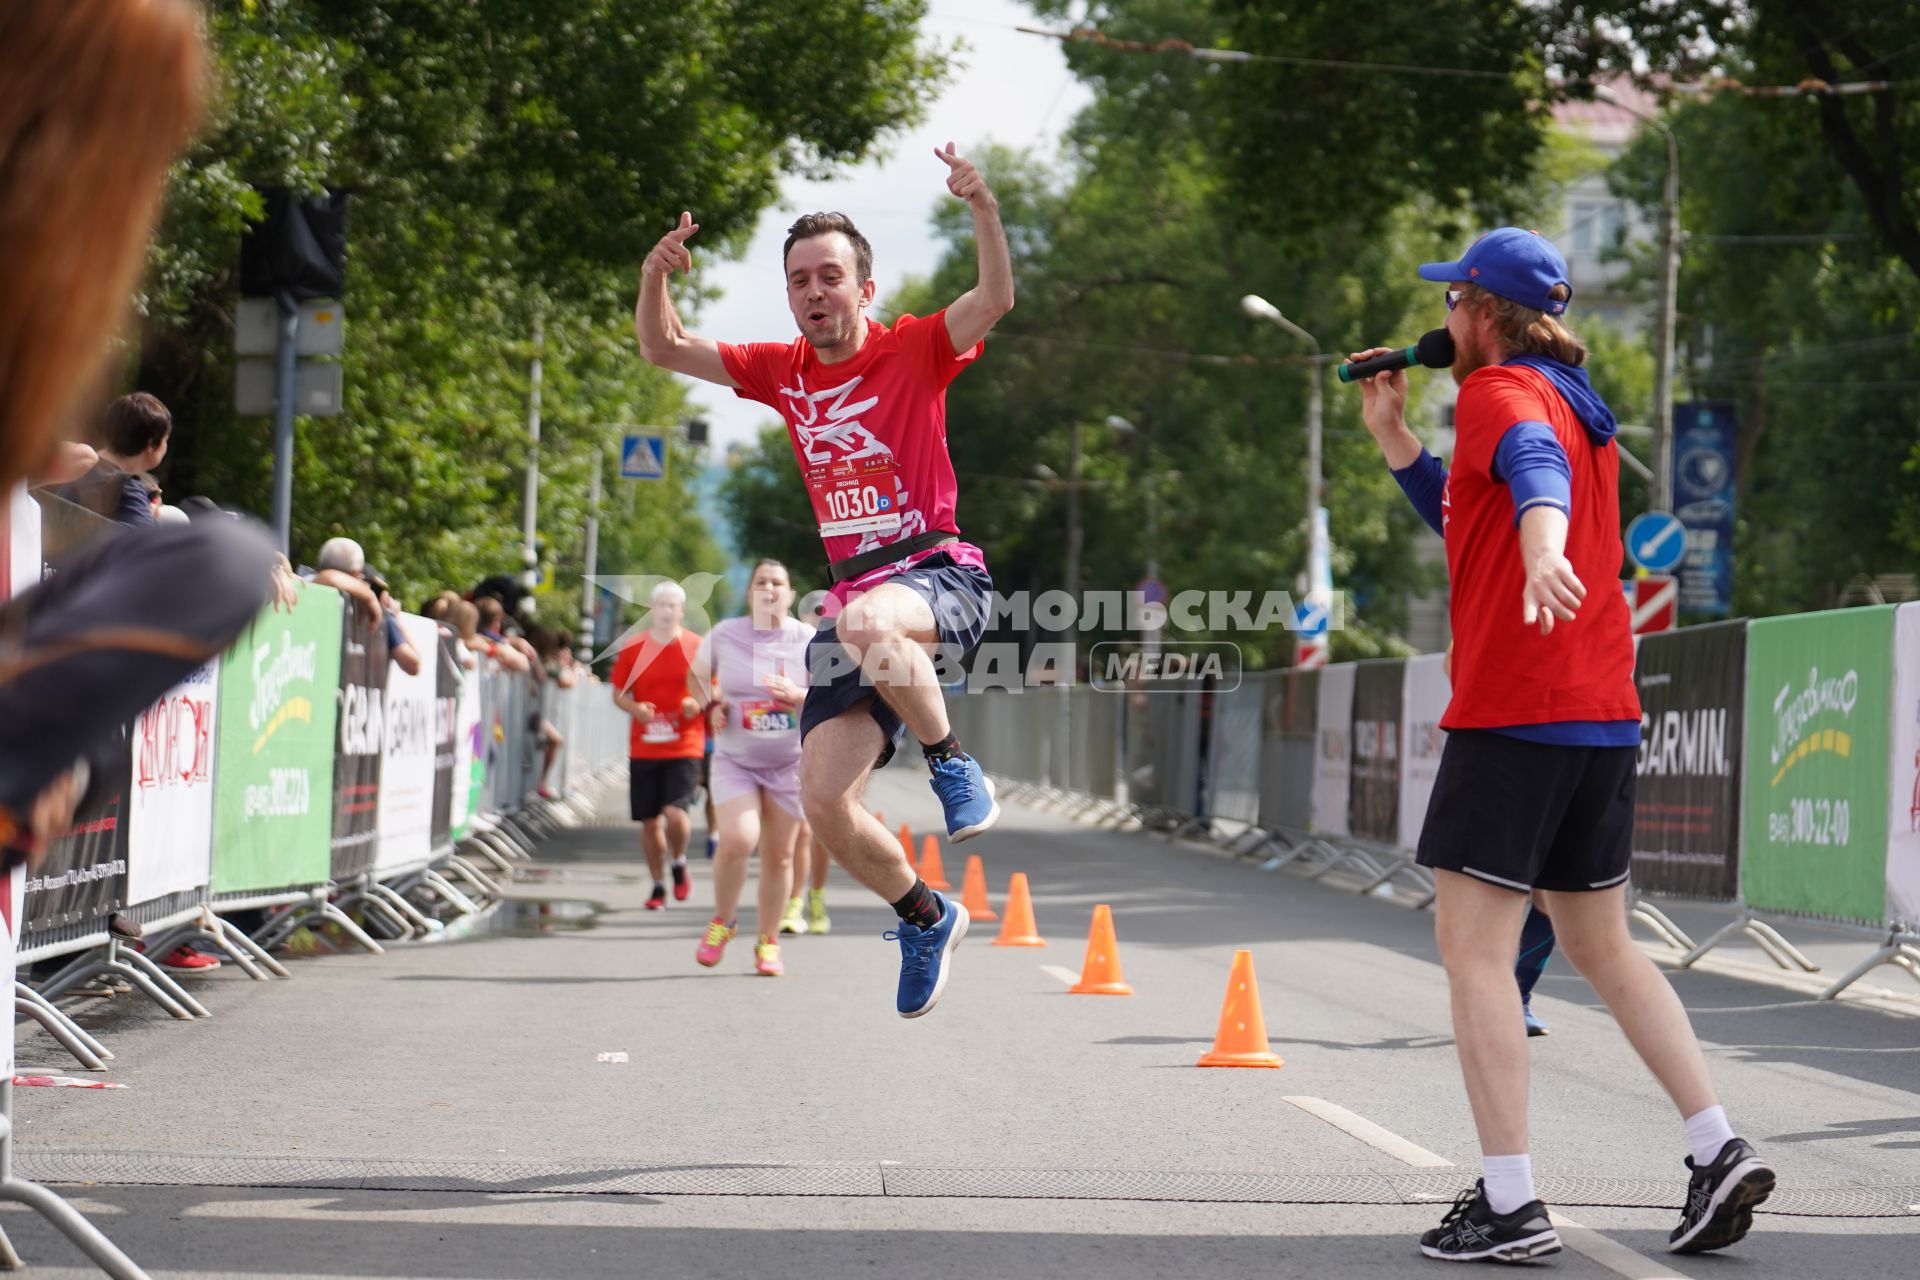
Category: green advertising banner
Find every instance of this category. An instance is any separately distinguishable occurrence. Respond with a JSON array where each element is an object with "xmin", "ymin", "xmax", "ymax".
[
  {"xmin": 210, "ymin": 589, "xmax": 343, "ymax": 894},
  {"xmin": 1741, "ymin": 605, "xmax": 1894, "ymax": 923}
]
